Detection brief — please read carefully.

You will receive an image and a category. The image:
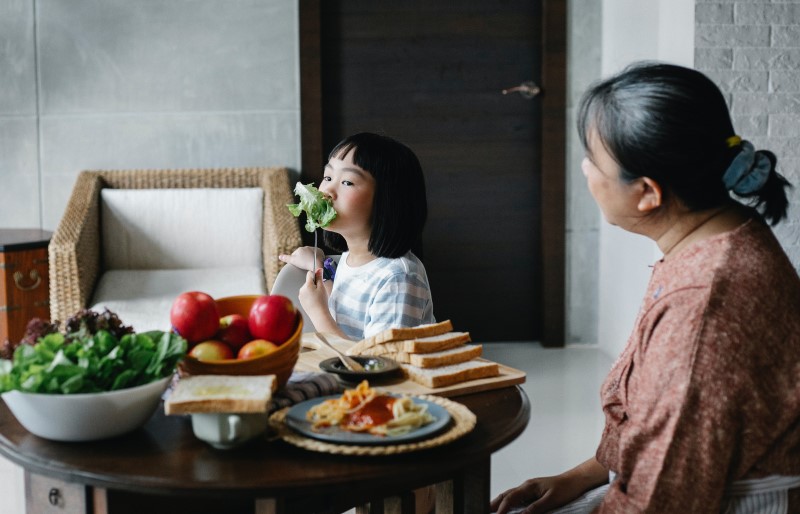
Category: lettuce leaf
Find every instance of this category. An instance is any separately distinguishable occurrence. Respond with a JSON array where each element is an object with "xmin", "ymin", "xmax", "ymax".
[
  {"xmin": 287, "ymin": 182, "xmax": 337, "ymax": 232},
  {"xmin": 0, "ymin": 330, "xmax": 186, "ymax": 394}
]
